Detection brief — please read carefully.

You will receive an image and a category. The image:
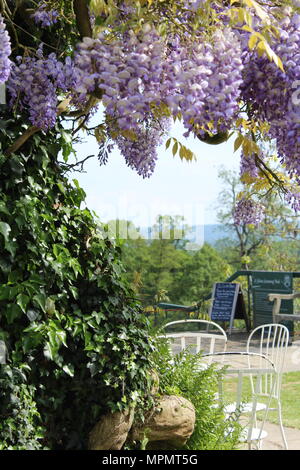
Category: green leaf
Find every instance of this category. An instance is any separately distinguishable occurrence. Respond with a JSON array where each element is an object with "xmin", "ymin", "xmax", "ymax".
[
  {"xmin": 6, "ymin": 304, "xmax": 22, "ymax": 324},
  {"xmin": 0, "ymin": 222, "xmax": 11, "ymax": 242},
  {"xmin": 45, "ymin": 297, "xmax": 56, "ymax": 315},
  {"xmin": 43, "ymin": 342, "xmax": 54, "ymax": 361},
  {"xmin": 248, "ymin": 34, "xmax": 258, "ymax": 51},
  {"xmin": 33, "ymin": 294, "xmax": 46, "ymax": 313},
  {"xmin": 57, "ymin": 182, "xmax": 66, "ymax": 194},
  {"xmin": 62, "ymin": 364, "xmax": 74, "ymax": 377},
  {"xmin": 55, "ymin": 329, "xmax": 67, "ymax": 347},
  {"xmin": 73, "ymin": 179, "xmax": 80, "ymax": 189},
  {"xmin": 61, "ymin": 130, "xmax": 72, "ymax": 144},
  {"xmin": 0, "ymin": 202, "xmax": 10, "ymax": 216},
  {"xmin": 172, "ymin": 141, "xmax": 178, "ymax": 156},
  {"xmin": 17, "ymin": 293, "xmax": 30, "ymax": 313},
  {"xmin": 234, "ymin": 134, "xmax": 244, "ymax": 153},
  {"xmin": 0, "ymin": 285, "xmax": 9, "ymax": 300},
  {"xmin": 22, "ymin": 331, "xmax": 43, "ymax": 353}
]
